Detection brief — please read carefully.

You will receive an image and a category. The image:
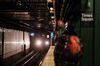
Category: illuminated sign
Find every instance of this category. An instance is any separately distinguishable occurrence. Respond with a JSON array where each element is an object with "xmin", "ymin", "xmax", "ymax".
[
  {"xmin": 81, "ymin": 0, "xmax": 94, "ymax": 27},
  {"xmin": 81, "ymin": 12, "xmax": 94, "ymax": 27},
  {"xmin": 81, "ymin": 13, "xmax": 93, "ymax": 22}
]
